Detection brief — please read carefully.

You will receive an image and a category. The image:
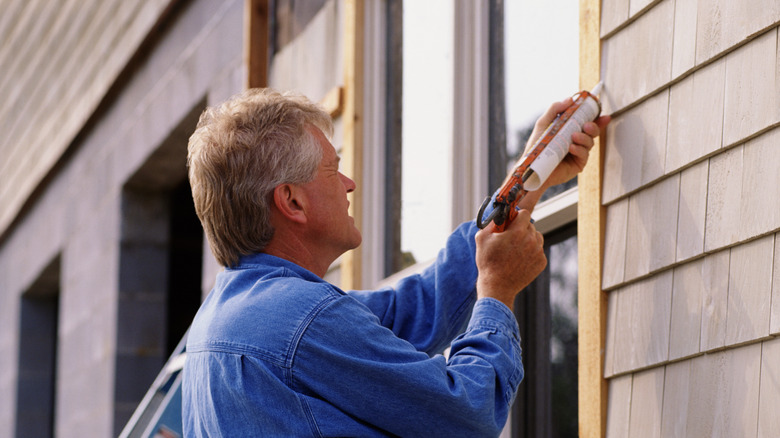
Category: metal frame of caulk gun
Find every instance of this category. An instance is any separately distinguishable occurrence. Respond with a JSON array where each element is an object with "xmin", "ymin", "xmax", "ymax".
[{"xmin": 476, "ymin": 83, "xmax": 603, "ymax": 232}]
